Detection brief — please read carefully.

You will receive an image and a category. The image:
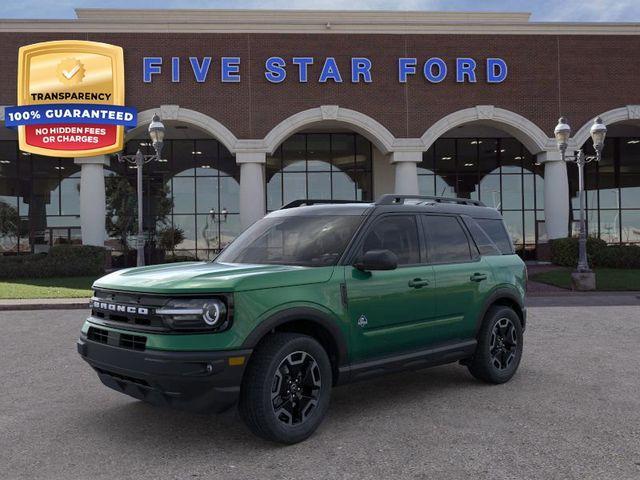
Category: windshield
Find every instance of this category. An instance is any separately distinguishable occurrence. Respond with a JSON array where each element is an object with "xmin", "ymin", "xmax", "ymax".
[{"xmin": 216, "ymin": 215, "xmax": 363, "ymax": 267}]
